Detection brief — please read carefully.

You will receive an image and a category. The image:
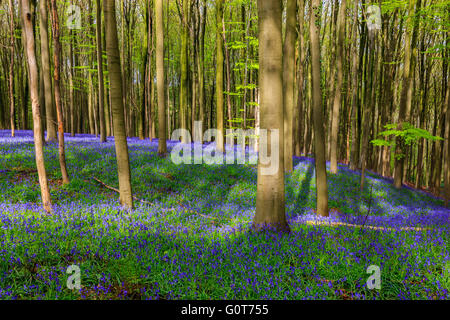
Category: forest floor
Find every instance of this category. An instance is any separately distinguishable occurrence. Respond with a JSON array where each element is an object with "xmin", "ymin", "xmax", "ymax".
[{"xmin": 0, "ymin": 130, "xmax": 449, "ymax": 300}]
